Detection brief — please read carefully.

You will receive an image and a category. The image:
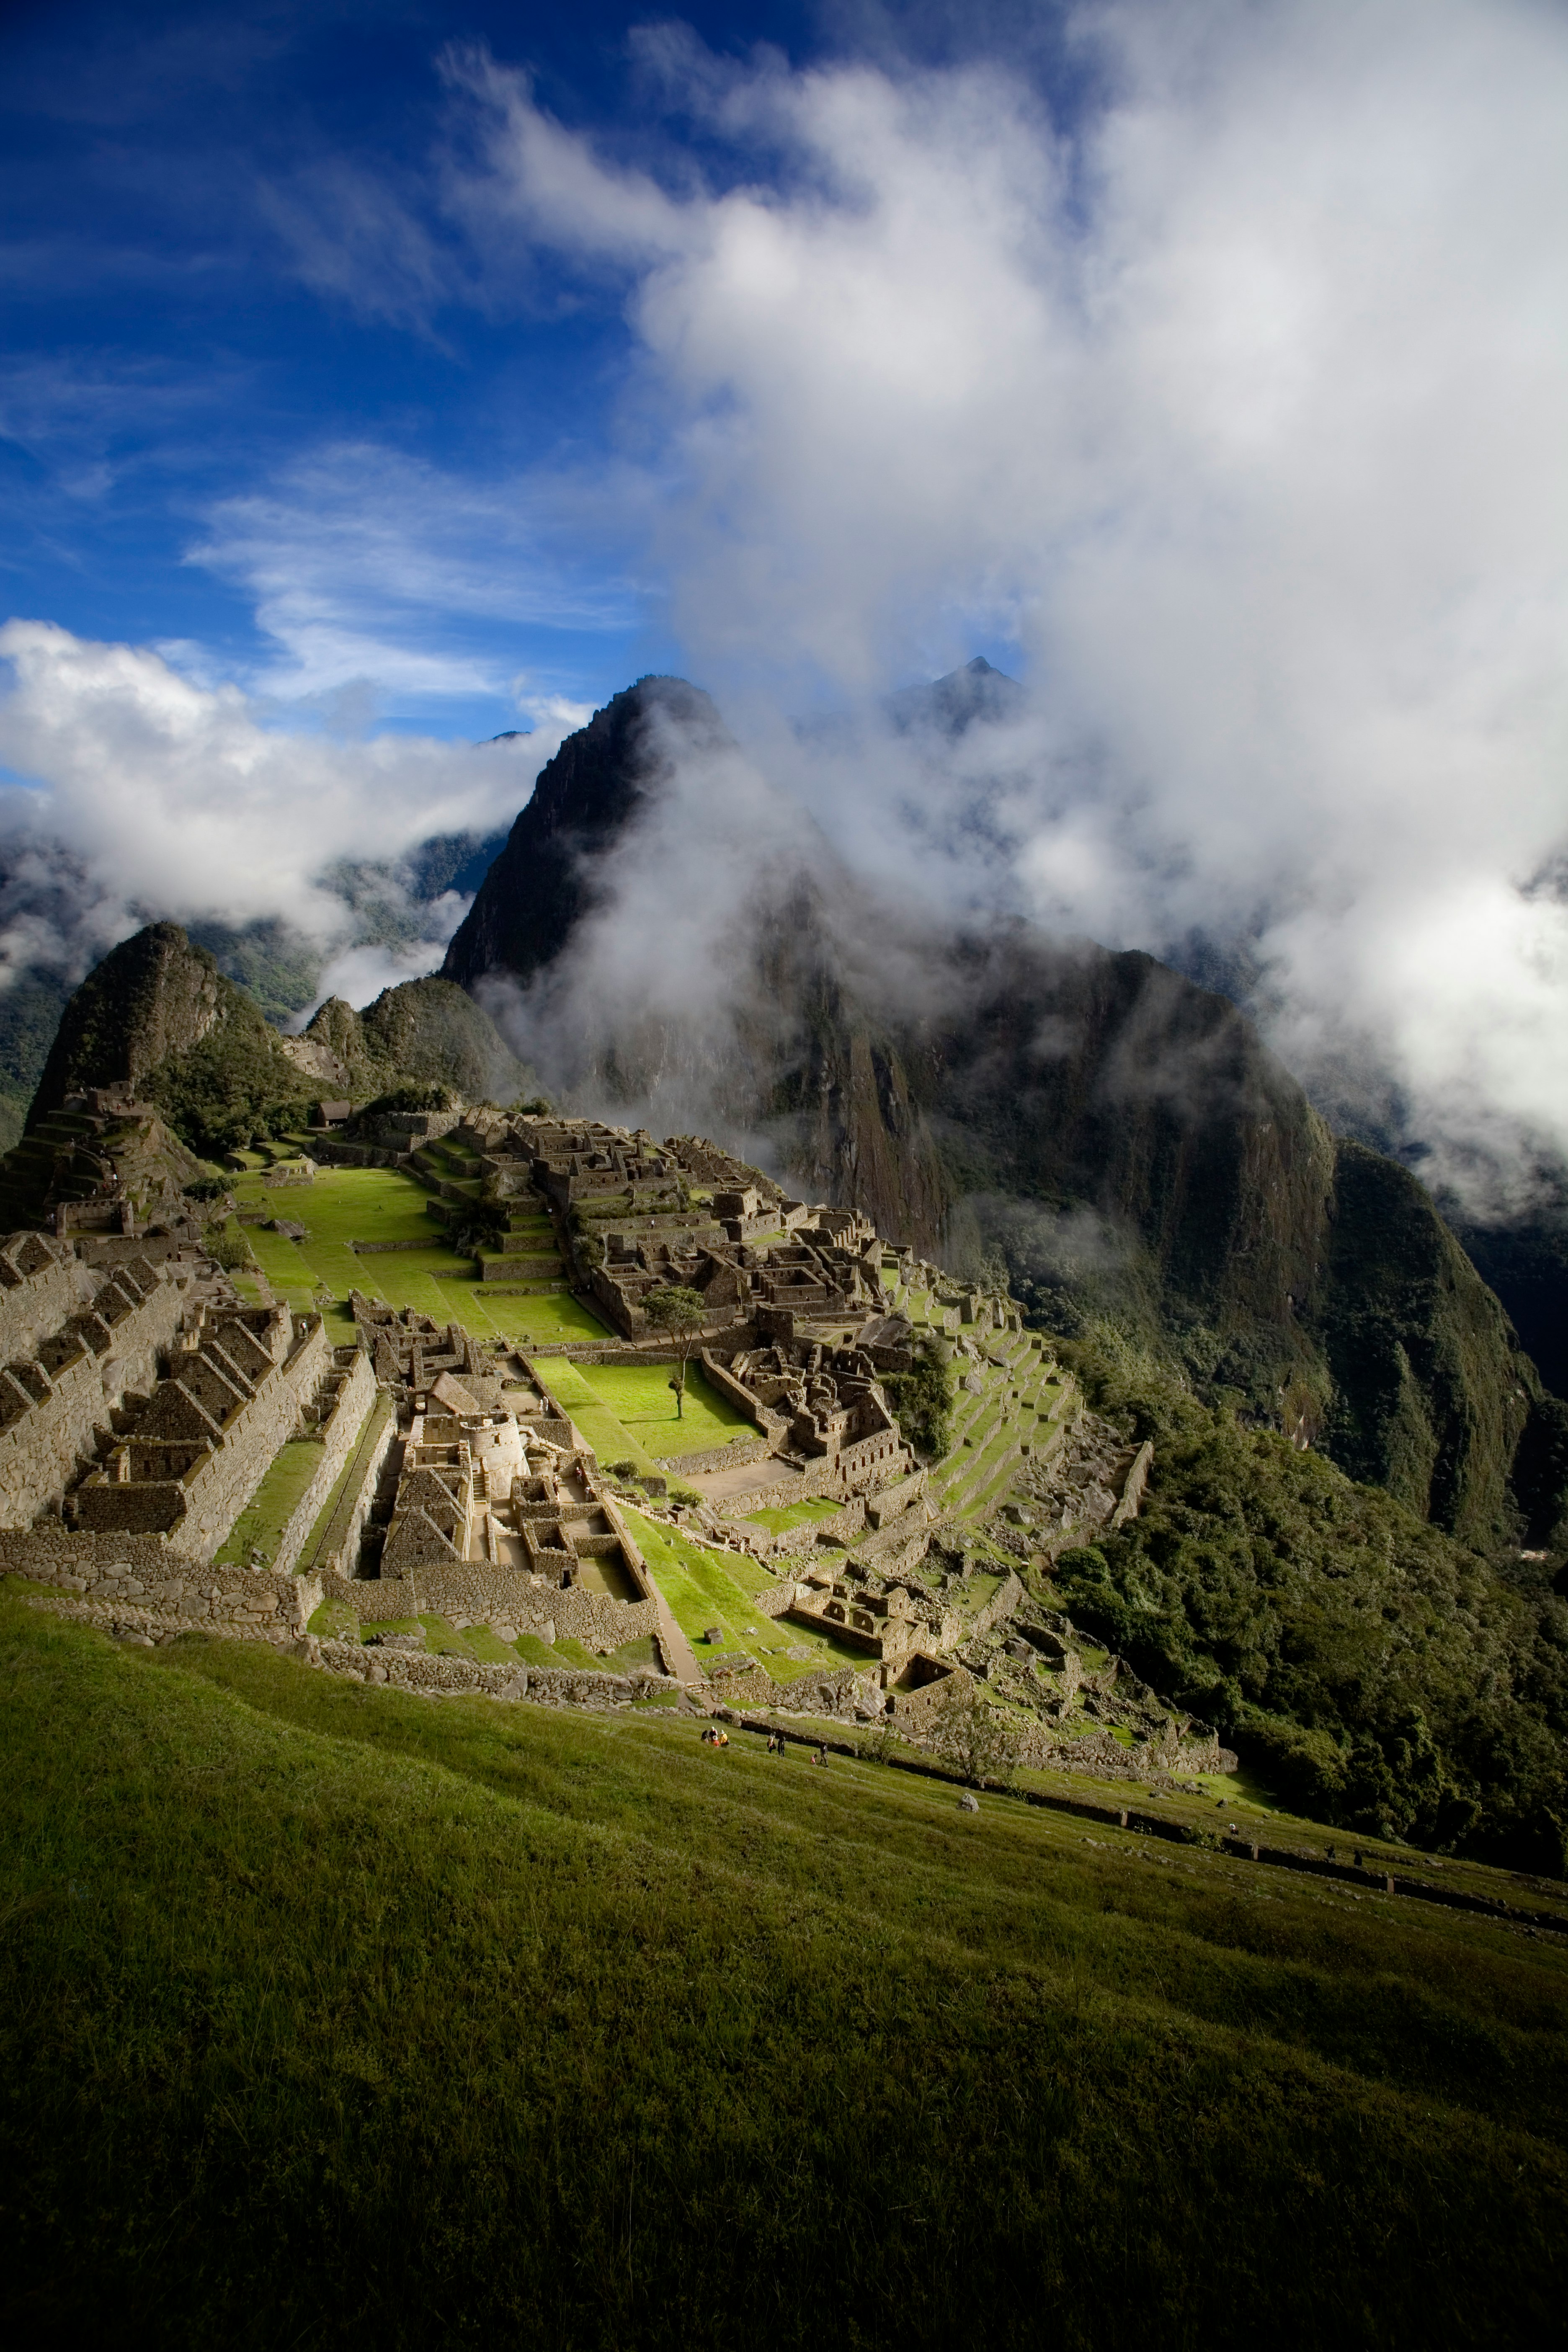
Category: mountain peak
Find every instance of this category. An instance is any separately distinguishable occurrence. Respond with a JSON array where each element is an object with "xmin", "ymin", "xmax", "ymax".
[{"xmin": 885, "ymin": 655, "xmax": 1025, "ymax": 738}]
